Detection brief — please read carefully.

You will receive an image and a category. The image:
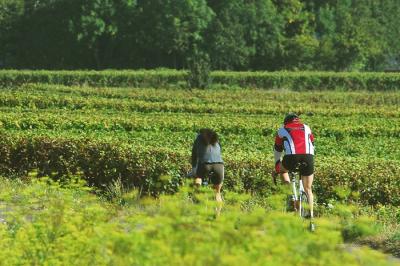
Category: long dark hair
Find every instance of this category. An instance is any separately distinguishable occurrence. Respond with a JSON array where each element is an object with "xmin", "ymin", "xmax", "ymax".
[{"xmin": 199, "ymin": 128, "xmax": 219, "ymax": 145}]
